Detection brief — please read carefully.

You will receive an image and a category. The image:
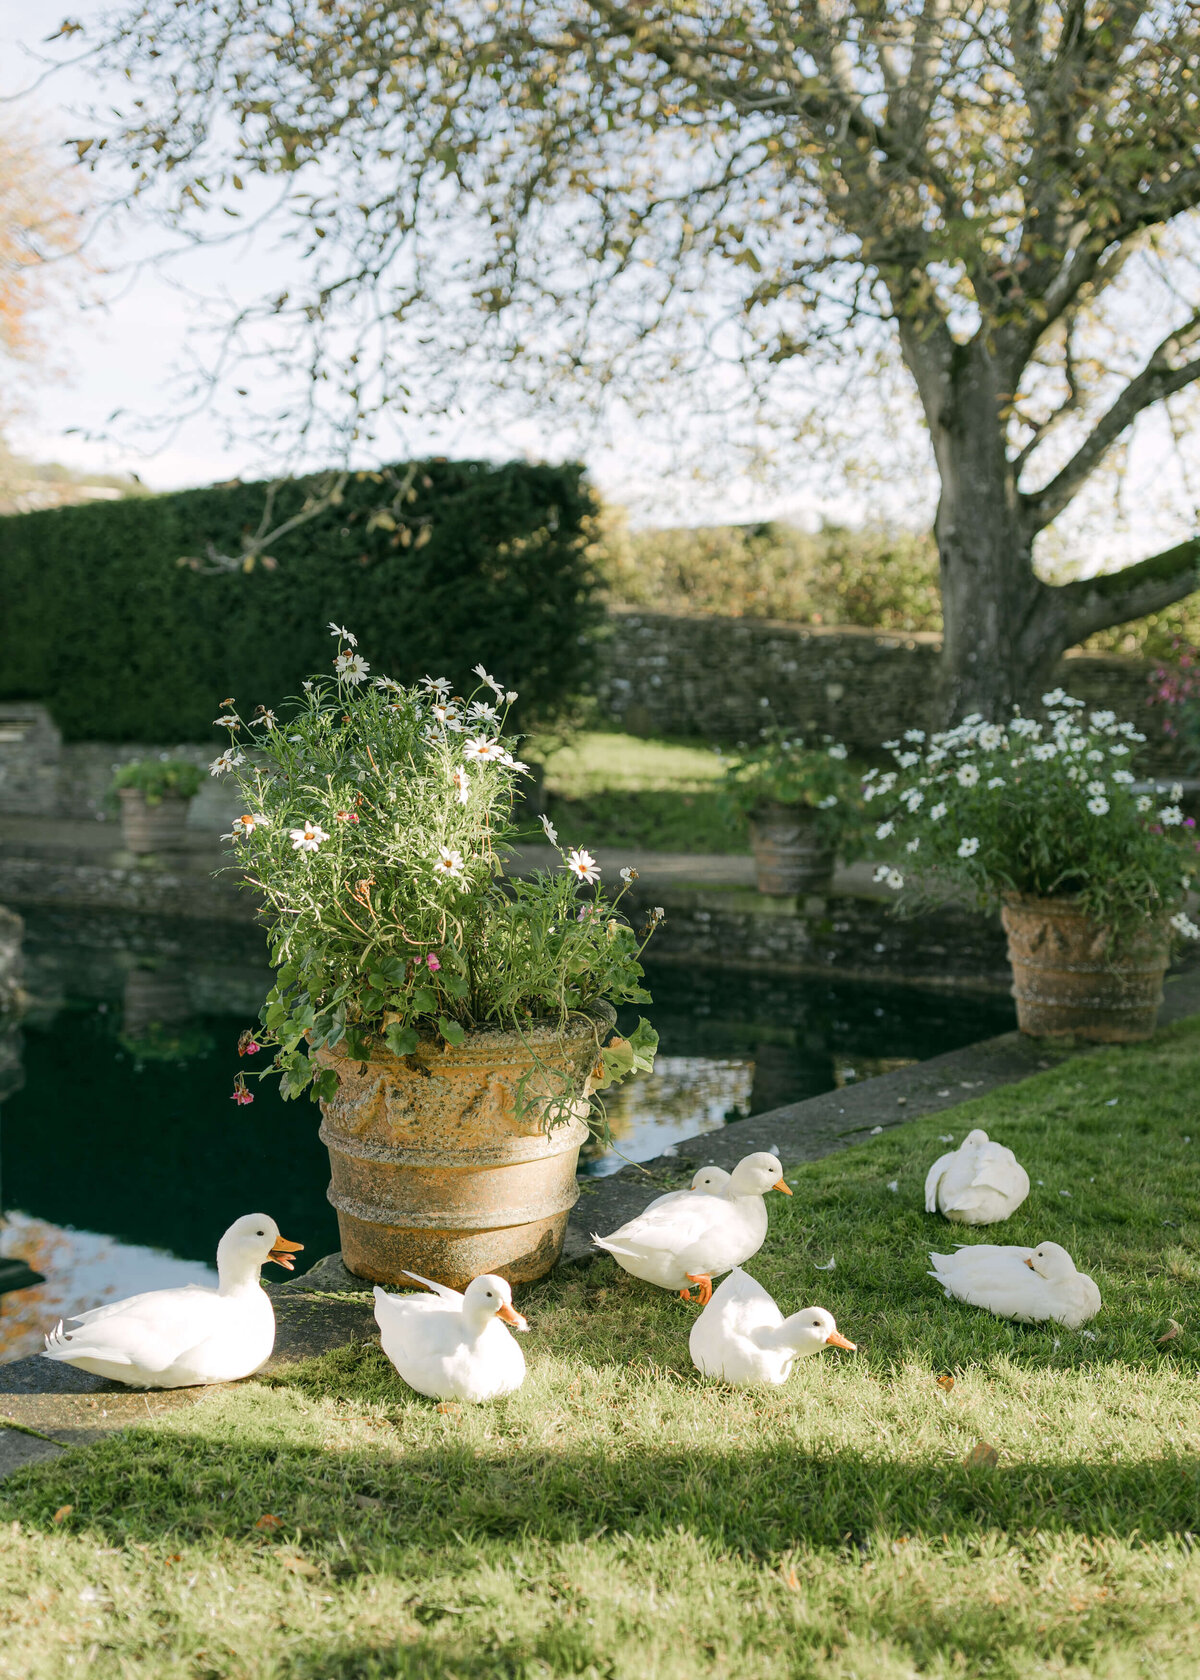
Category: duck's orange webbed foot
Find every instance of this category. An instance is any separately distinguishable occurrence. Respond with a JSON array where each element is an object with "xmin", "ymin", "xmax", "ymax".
[
  {"xmin": 678, "ymin": 1287, "xmax": 693, "ymax": 1302},
  {"xmin": 685, "ymin": 1273, "xmax": 713, "ymax": 1307}
]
